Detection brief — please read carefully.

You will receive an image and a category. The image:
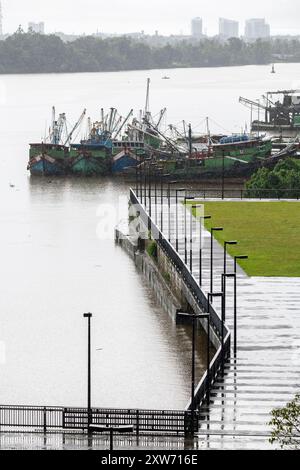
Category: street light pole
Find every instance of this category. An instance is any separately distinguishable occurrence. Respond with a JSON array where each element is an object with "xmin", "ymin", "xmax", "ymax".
[
  {"xmin": 148, "ymin": 162, "xmax": 152, "ymax": 218},
  {"xmin": 208, "ymin": 292, "xmax": 225, "ymax": 375},
  {"xmin": 234, "ymin": 255, "xmax": 248, "ymax": 356},
  {"xmin": 160, "ymin": 173, "xmax": 170, "ymax": 234},
  {"xmin": 223, "ymin": 240, "xmax": 238, "ymax": 304},
  {"xmin": 177, "ymin": 311, "xmax": 211, "ymax": 435},
  {"xmin": 190, "ymin": 204, "xmax": 202, "ymax": 274},
  {"xmin": 144, "ymin": 162, "xmax": 147, "ymax": 208},
  {"xmin": 199, "ymin": 215, "xmax": 211, "ymax": 286},
  {"xmin": 135, "ymin": 160, "xmax": 138, "ymax": 196},
  {"xmin": 140, "ymin": 157, "xmax": 144, "ymax": 203},
  {"xmin": 184, "ymin": 196, "xmax": 195, "ymax": 265},
  {"xmin": 210, "ymin": 227, "xmax": 223, "ymax": 295},
  {"xmin": 167, "ymin": 181, "xmax": 178, "ymax": 243},
  {"xmin": 83, "ymin": 313, "xmax": 92, "ymax": 431},
  {"xmin": 175, "ymin": 188, "xmax": 186, "ymax": 253},
  {"xmin": 222, "ymin": 149, "xmax": 225, "ymax": 200}
]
